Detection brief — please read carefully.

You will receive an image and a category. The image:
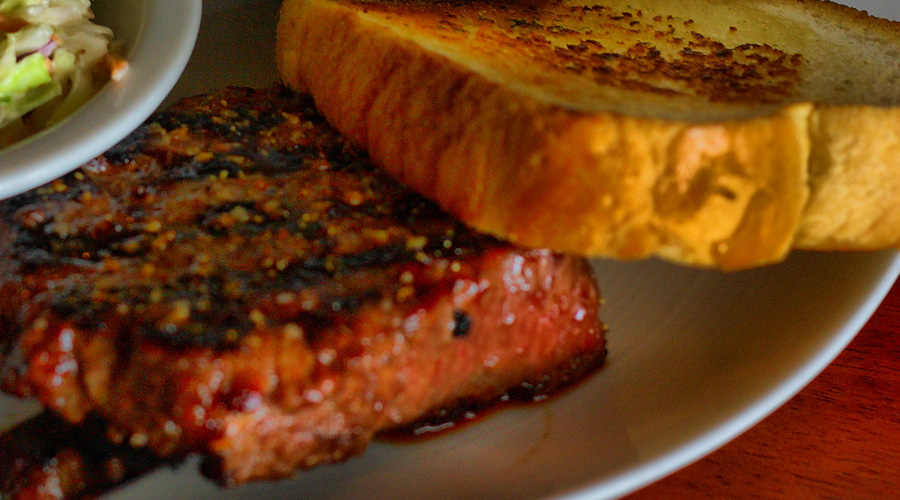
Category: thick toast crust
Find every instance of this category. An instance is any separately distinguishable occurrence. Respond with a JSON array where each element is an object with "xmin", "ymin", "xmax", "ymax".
[{"xmin": 277, "ymin": 0, "xmax": 900, "ymax": 269}]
